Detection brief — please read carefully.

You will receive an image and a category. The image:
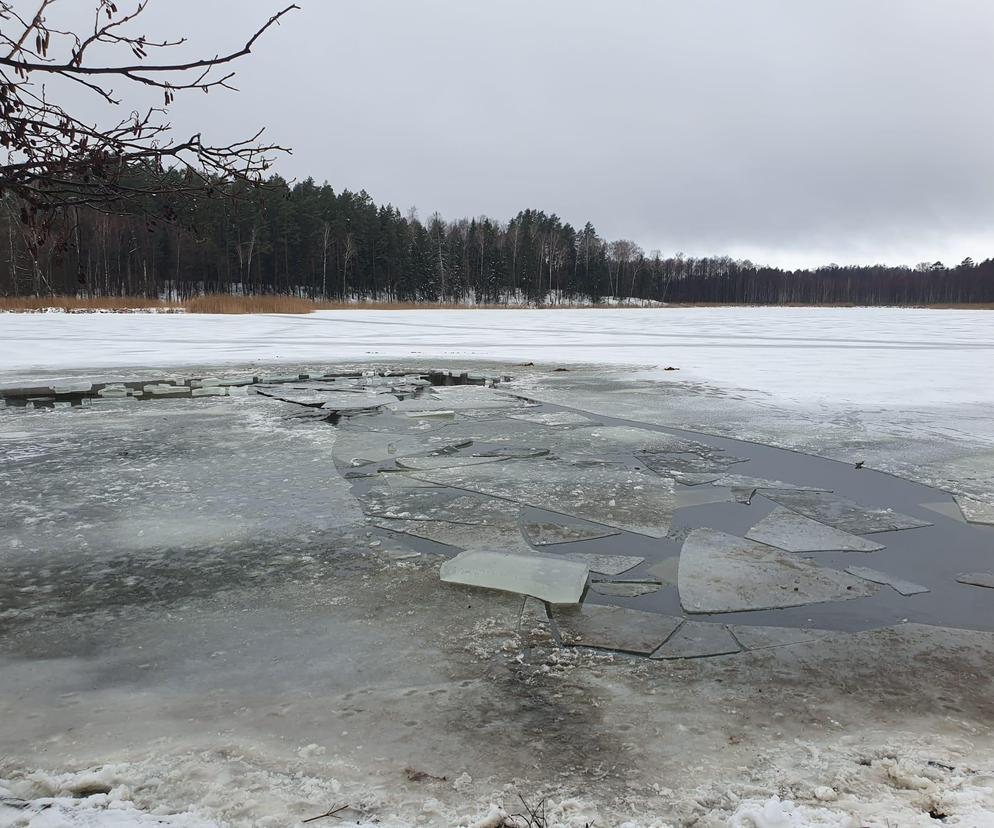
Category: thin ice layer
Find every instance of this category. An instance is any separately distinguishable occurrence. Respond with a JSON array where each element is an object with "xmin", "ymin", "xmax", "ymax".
[
  {"xmin": 746, "ymin": 507, "xmax": 886, "ymax": 552},
  {"xmin": 760, "ymin": 490, "xmax": 932, "ymax": 534},
  {"xmin": 845, "ymin": 566, "xmax": 929, "ymax": 596},
  {"xmin": 523, "ymin": 522, "xmax": 620, "ymax": 546},
  {"xmin": 954, "ymin": 496, "xmax": 994, "ymax": 526},
  {"xmin": 678, "ymin": 528, "xmax": 875, "ymax": 613},
  {"xmin": 411, "ymin": 459, "xmax": 676, "ymax": 538},
  {"xmin": 557, "ymin": 553, "xmax": 644, "ymax": 576},
  {"xmin": 650, "ymin": 621, "xmax": 740, "ymax": 659},
  {"xmin": 440, "ymin": 550, "xmax": 588, "ymax": 604},
  {"xmin": 554, "ymin": 605, "xmax": 683, "ymax": 654},
  {"xmin": 588, "ymin": 579, "xmax": 662, "ymax": 597}
]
